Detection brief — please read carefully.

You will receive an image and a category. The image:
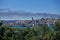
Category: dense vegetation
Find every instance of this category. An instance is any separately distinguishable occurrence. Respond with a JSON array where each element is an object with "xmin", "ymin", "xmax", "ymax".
[{"xmin": 0, "ymin": 20, "xmax": 60, "ymax": 40}]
